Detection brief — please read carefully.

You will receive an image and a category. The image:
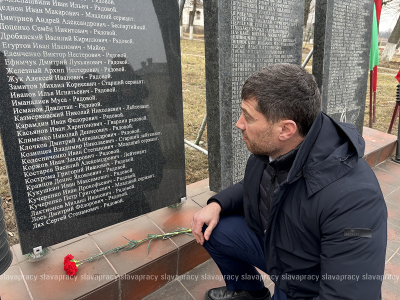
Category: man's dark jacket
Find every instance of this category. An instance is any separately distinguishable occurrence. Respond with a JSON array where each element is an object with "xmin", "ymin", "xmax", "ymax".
[{"xmin": 208, "ymin": 112, "xmax": 387, "ymax": 300}]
